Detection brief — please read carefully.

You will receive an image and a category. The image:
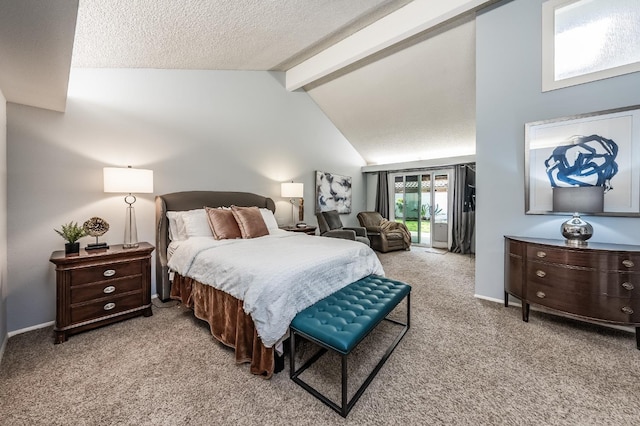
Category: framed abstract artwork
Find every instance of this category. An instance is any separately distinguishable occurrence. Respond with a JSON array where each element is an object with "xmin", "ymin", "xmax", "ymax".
[
  {"xmin": 525, "ymin": 105, "xmax": 640, "ymax": 216},
  {"xmin": 315, "ymin": 171, "xmax": 352, "ymax": 214}
]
